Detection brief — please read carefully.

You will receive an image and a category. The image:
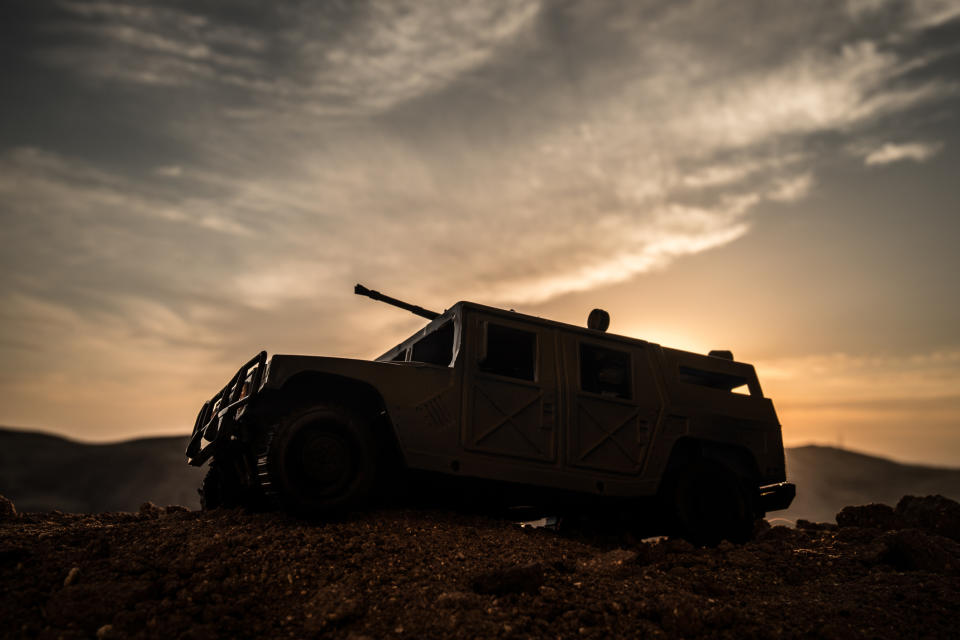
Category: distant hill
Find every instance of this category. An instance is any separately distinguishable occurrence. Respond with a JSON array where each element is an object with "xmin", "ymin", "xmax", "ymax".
[
  {"xmin": 781, "ymin": 444, "xmax": 960, "ymax": 524},
  {"xmin": 0, "ymin": 427, "xmax": 204, "ymax": 512},
  {"xmin": 2, "ymin": 427, "xmax": 958, "ymax": 522}
]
